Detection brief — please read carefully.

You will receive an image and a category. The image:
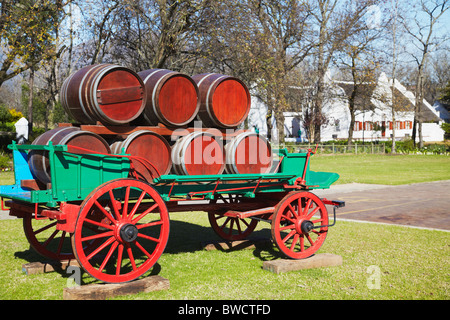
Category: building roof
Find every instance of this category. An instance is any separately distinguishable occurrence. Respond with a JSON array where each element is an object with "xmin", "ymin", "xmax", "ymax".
[{"xmin": 334, "ymin": 73, "xmax": 442, "ymax": 122}]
